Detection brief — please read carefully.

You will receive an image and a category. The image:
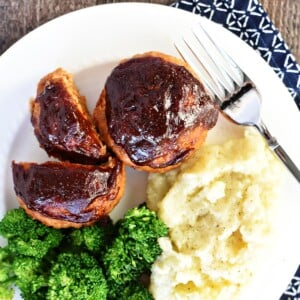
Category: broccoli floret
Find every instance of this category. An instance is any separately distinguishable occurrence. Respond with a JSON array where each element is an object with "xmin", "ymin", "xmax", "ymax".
[
  {"xmin": 68, "ymin": 216, "xmax": 115, "ymax": 255},
  {"xmin": 0, "ymin": 208, "xmax": 32, "ymax": 239},
  {"xmin": 121, "ymin": 282, "xmax": 154, "ymax": 300},
  {"xmin": 0, "ymin": 247, "xmax": 15, "ymax": 300},
  {"xmin": 0, "ymin": 208, "xmax": 64, "ymax": 299},
  {"xmin": 107, "ymin": 280, "xmax": 153, "ymax": 300},
  {"xmin": 13, "ymin": 256, "xmax": 48, "ymax": 300},
  {"xmin": 47, "ymin": 252, "xmax": 107, "ymax": 300},
  {"xmin": 103, "ymin": 204, "xmax": 168, "ymax": 284},
  {"xmin": 0, "ymin": 208, "xmax": 63, "ymax": 259},
  {"xmin": 0, "ymin": 284, "xmax": 14, "ymax": 300},
  {"xmin": 0, "ymin": 247, "xmax": 14, "ymax": 284}
]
